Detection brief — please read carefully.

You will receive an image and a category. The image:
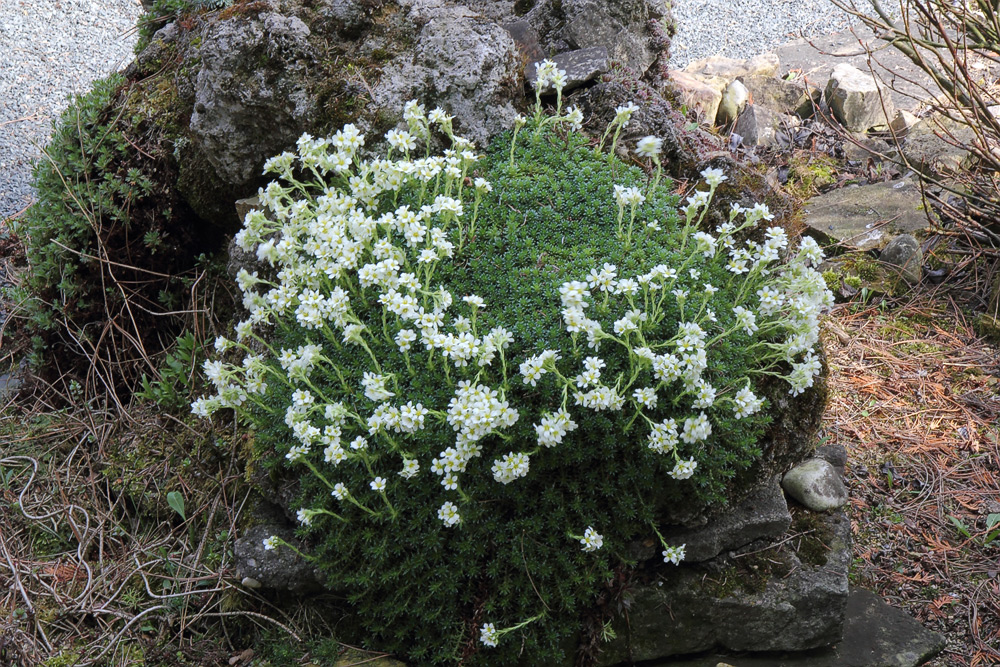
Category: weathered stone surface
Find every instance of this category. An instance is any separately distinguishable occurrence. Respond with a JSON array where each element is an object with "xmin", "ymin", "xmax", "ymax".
[
  {"xmin": 814, "ymin": 443, "xmax": 848, "ymax": 477},
  {"xmin": 901, "ymin": 113, "xmax": 975, "ymax": 174},
  {"xmin": 880, "ymin": 233, "xmax": 923, "ymax": 284},
  {"xmin": 525, "ymin": 46, "xmax": 609, "ymax": 92},
  {"xmin": 669, "ymin": 70, "xmax": 725, "ymax": 124},
  {"xmin": 638, "ymin": 587, "xmax": 945, "ymax": 667},
  {"xmin": 684, "ymin": 53, "xmax": 780, "ymax": 82},
  {"xmin": 502, "ymin": 19, "xmax": 545, "ymax": 72},
  {"xmin": 743, "ymin": 74, "xmax": 821, "ymax": 118},
  {"xmin": 656, "ymin": 479, "xmax": 792, "ymax": 562},
  {"xmin": 825, "ymin": 63, "xmax": 895, "ymax": 132},
  {"xmin": 601, "ymin": 511, "xmax": 851, "ymax": 664},
  {"xmin": 716, "ymin": 79, "xmax": 749, "ymax": 126},
  {"xmin": 783, "ymin": 458, "xmax": 848, "ymax": 512},
  {"xmin": 733, "ymin": 104, "xmax": 799, "ymax": 147},
  {"xmin": 802, "ymin": 178, "xmax": 935, "ymax": 252},
  {"xmin": 234, "ymin": 524, "xmax": 322, "ymax": 593},
  {"xmin": 890, "ymin": 108, "xmax": 920, "ymax": 137}
]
